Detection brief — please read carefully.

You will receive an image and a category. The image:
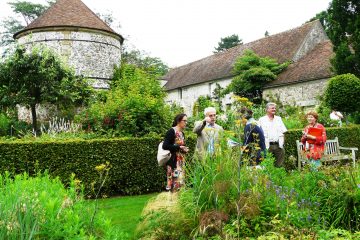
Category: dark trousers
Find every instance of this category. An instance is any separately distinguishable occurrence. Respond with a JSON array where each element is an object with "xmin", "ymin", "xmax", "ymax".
[{"xmin": 269, "ymin": 143, "xmax": 285, "ymax": 168}]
